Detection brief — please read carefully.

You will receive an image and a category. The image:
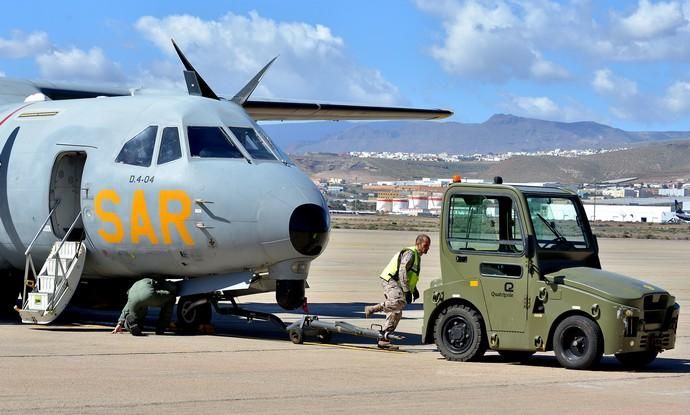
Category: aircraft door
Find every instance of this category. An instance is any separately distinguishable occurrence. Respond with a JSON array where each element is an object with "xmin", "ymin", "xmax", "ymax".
[
  {"xmin": 49, "ymin": 152, "xmax": 86, "ymax": 241},
  {"xmin": 446, "ymin": 192, "xmax": 528, "ymax": 332}
]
